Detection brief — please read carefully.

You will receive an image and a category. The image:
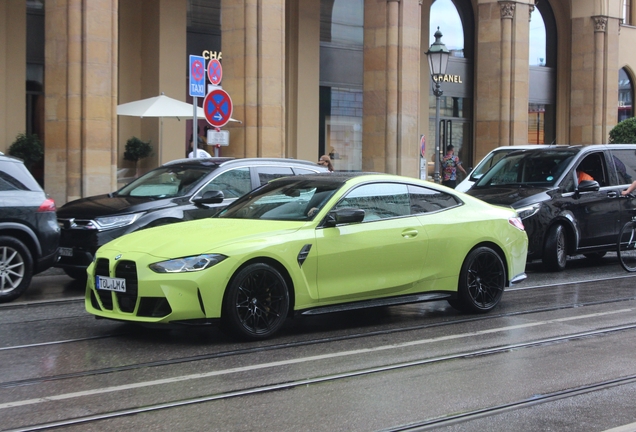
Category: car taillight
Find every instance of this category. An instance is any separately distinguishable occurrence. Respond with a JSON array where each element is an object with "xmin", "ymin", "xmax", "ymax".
[
  {"xmin": 37, "ymin": 198, "xmax": 57, "ymax": 212},
  {"xmin": 509, "ymin": 217, "xmax": 525, "ymax": 231}
]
